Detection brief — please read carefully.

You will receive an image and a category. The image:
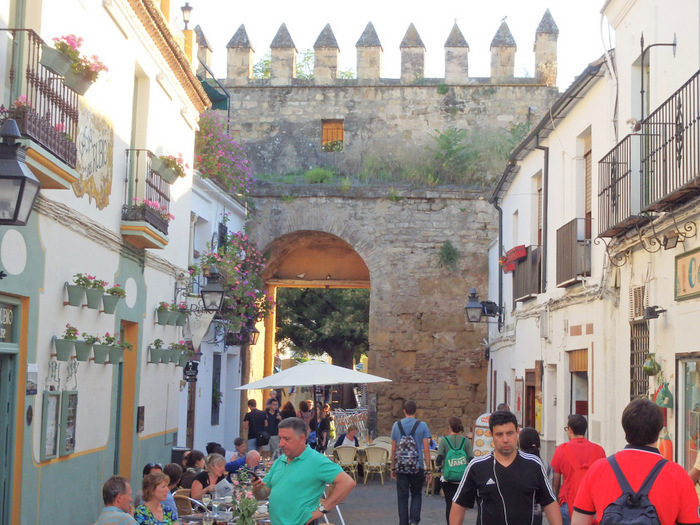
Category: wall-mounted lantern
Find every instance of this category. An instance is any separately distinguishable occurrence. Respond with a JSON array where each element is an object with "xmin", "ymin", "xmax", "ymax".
[{"xmin": 0, "ymin": 119, "xmax": 40, "ymax": 226}]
